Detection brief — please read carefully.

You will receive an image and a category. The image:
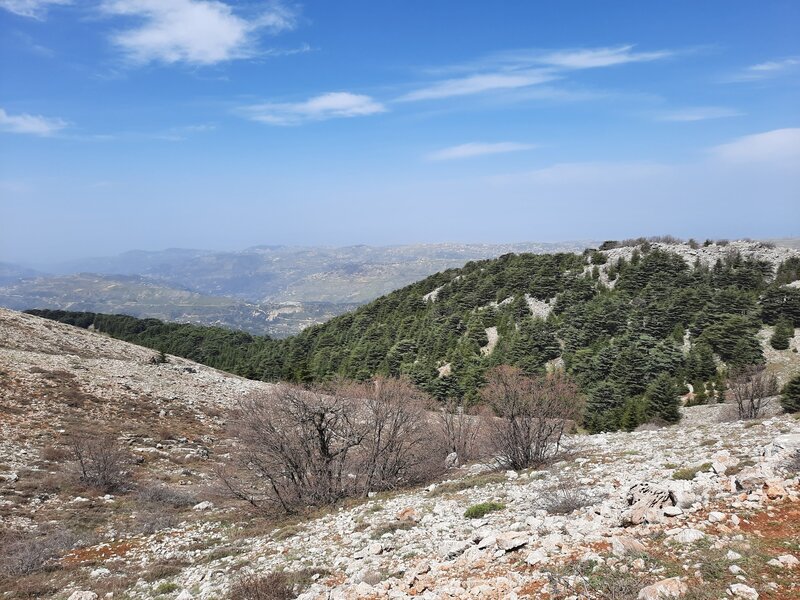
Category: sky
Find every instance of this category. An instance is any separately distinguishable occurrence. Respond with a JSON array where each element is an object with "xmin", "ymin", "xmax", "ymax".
[{"xmin": 0, "ymin": 0, "xmax": 799, "ymax": 265}]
